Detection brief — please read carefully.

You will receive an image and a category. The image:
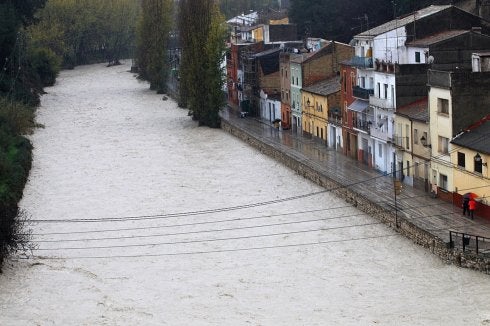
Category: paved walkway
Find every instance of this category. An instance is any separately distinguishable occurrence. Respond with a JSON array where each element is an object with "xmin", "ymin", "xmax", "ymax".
[{"xmin": 220, "ymin": 107, "xmax": 490, "ymax": 246}]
